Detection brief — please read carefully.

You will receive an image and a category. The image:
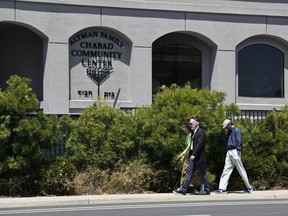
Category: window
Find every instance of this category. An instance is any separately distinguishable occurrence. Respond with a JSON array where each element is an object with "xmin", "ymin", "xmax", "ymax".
[
  {"xmin": 0, "ymin": 23, "xmax": 45, "ymax": 100},
  {"xmin": 238, "ymin": 44, "xmax": 284, "ymax": 97},
  {"xmin": 152, "ymin": 44, "xmax": 202, "ymax": 94}
]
